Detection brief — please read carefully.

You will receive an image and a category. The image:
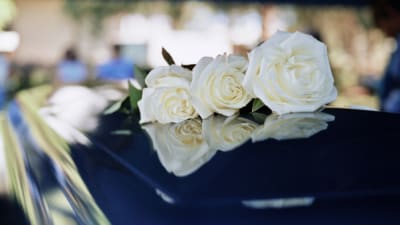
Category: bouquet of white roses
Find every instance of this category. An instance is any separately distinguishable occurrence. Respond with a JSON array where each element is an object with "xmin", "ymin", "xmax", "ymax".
[{"xmin": 112, "ymin": 31, "xmax": 338, "ymax": 124}]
